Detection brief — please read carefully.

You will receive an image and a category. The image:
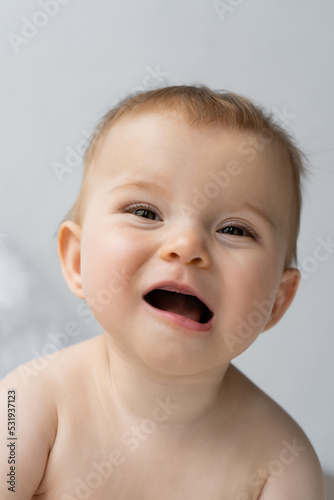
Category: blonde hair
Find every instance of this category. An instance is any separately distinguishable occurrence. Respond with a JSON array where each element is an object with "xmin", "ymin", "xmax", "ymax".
[{"xmin": 59, "ymin": 85, "xmax": 307, "ymax": 268}]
